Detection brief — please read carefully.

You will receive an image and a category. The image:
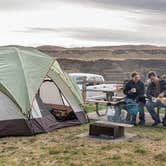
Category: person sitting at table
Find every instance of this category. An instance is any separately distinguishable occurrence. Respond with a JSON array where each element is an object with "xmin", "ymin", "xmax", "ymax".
[
  {"xmin": 146, "ymin": 71, "xmax": 166, "ymax": 126},
  {"xmin": 114, "ymin": 72, "xmax": 145, "ymax": 125}
]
